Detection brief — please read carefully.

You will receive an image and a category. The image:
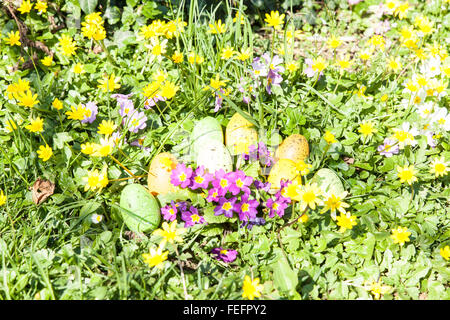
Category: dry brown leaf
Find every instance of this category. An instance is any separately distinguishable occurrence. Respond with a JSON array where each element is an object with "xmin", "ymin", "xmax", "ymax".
[{"xmin": 30, "ymin": 178, "xmax": 55, "ymax": 205}]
